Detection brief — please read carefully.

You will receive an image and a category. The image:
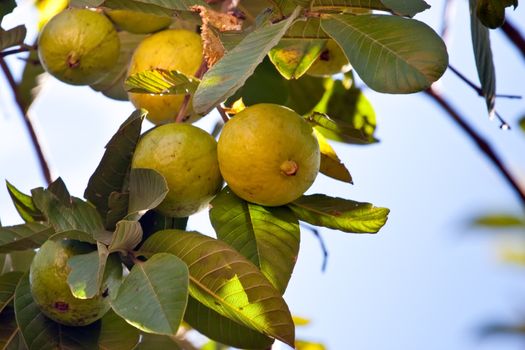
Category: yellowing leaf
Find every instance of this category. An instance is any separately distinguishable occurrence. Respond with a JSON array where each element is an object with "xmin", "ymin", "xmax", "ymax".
[
  {"xmin": 314, "ymin": 129, "xmax": 352, "ymax": 184},
  {"xmin": 35, "ymin": 0, "xmax": 68, "ymax": 29}
]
